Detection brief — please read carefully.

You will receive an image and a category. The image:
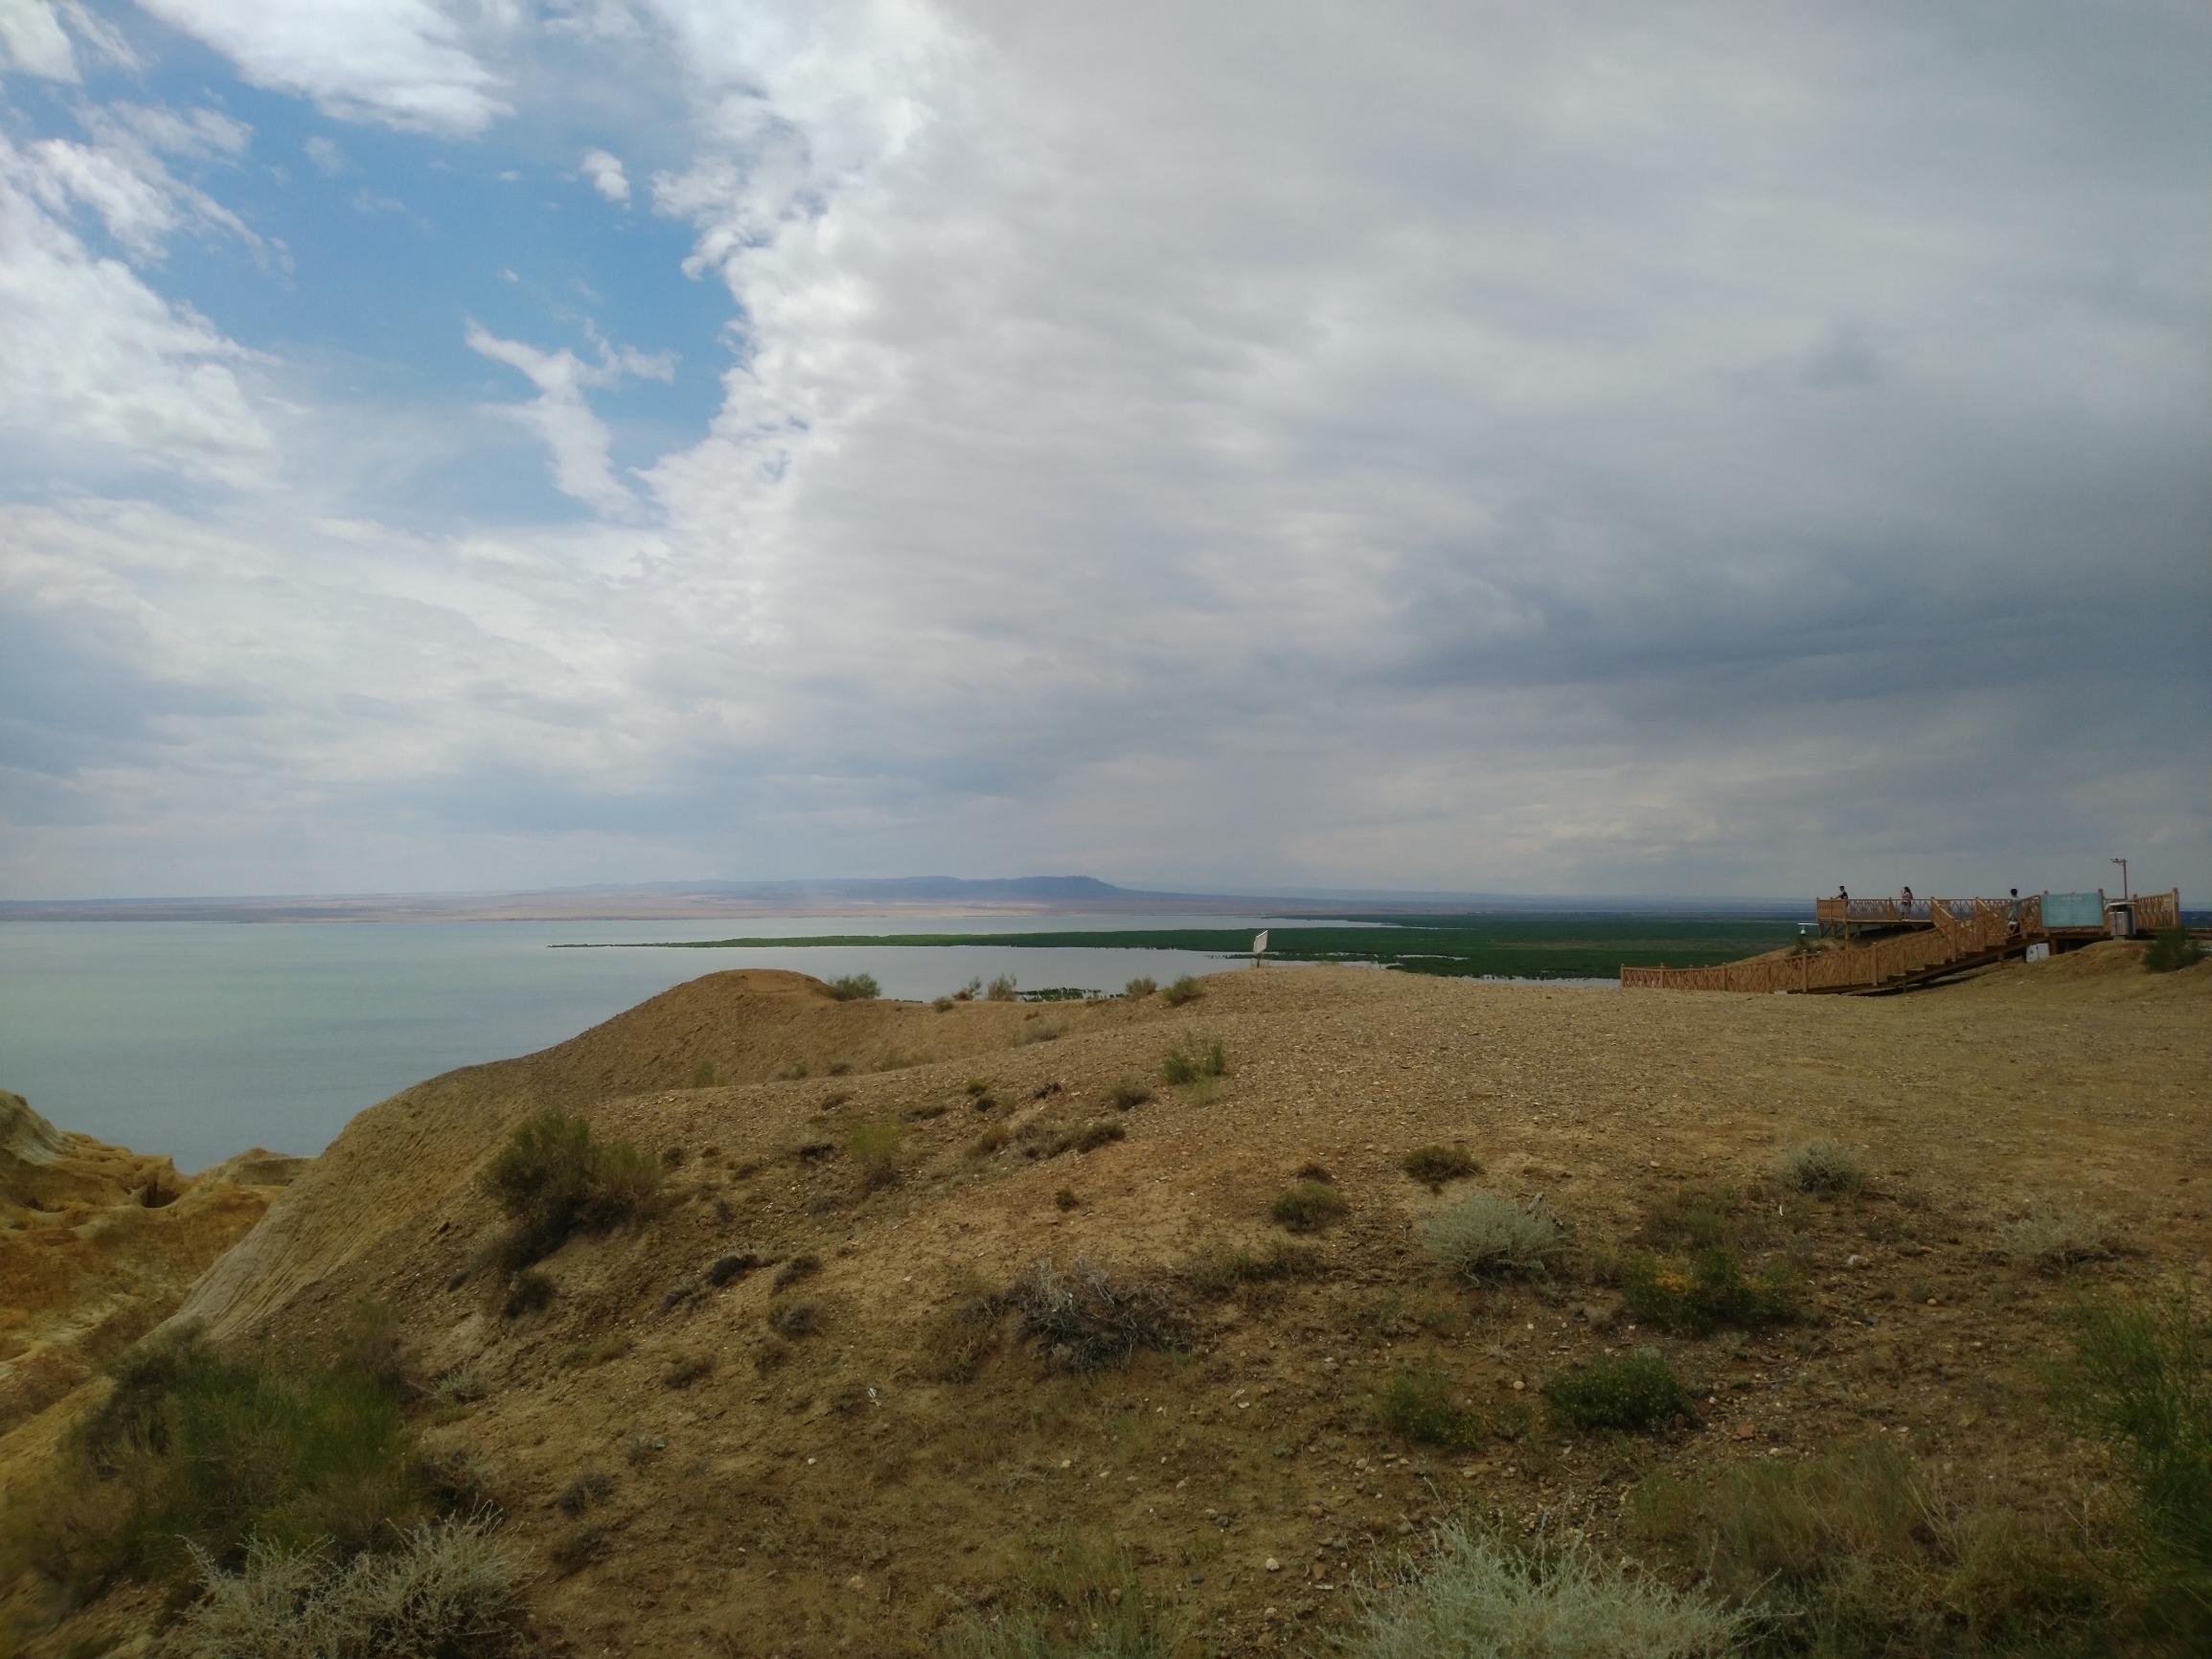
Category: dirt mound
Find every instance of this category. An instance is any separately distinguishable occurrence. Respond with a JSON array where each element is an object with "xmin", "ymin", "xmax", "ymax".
[
  {"xmin": 6, "ymin": 962, "xmax": 2207, "ymax": 1658},
  {"xmin": 0, "ymin": 1092, "xmax": 306, "ymax": 1439}
]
